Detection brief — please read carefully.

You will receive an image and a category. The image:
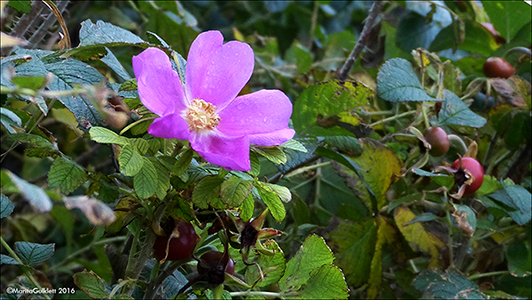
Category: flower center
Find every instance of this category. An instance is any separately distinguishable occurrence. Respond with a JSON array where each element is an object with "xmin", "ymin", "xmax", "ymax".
[{"xmin": 185, "ymin": 98, "xmax": 221, "ymax": 133}]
